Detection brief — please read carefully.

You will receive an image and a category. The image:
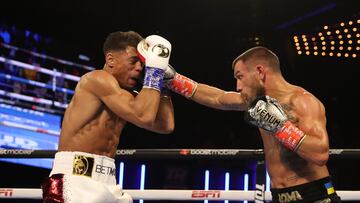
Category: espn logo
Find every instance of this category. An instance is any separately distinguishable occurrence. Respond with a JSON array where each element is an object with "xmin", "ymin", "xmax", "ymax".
[
  {"xmin": 0, "ymin": 189, "xmax": 13, "ymax": 197},
  {"xmin": 191, "ymin": 190, "xmax": 221, "ymax": 198}
]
